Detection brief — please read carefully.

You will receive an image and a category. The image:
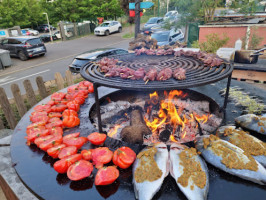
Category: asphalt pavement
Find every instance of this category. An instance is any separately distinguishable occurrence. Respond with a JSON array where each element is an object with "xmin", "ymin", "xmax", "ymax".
[{"xmin": 0, "ymin": 32, "xmax": 132, "ymax": 98}]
